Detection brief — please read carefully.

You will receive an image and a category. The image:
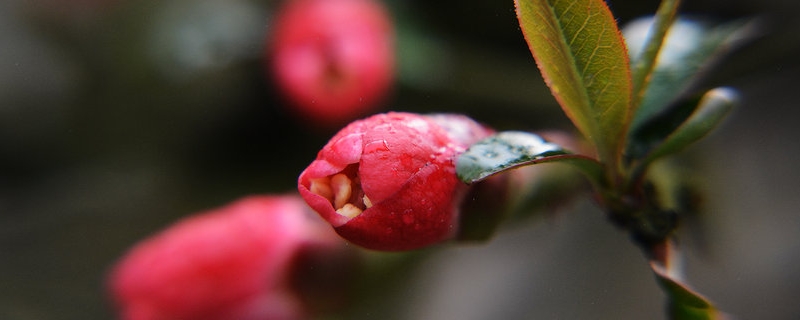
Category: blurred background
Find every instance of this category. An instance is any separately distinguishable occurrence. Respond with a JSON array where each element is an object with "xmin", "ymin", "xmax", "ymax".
[{"xmin": 1, "ymin": 0, "xmax": 799, "ymax": 318}]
